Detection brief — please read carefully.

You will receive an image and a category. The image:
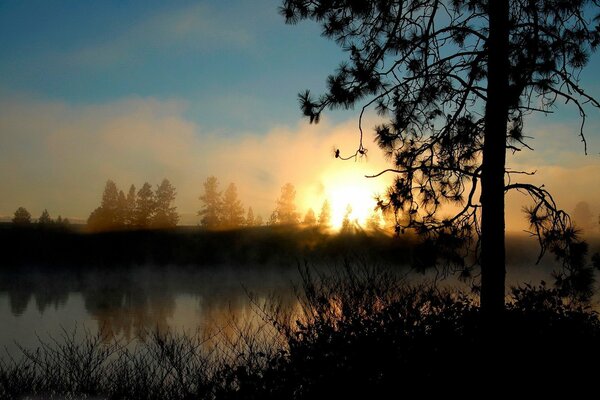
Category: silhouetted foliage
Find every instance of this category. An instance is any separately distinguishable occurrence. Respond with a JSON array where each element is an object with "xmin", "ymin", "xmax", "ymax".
[
  {"xmin": 2, "ymin": 264, "xmax": 600, "ymax": 398},
  {"xmin": 135, "ymin": 182, "xmax": 155, "ymax": 228},
  {"xmin": 246, "ymin": 207, "xmax": 256, "ymax": 226},
  {"xmin": 366, "ymin": 210, "xmax": 382, "ymax": 231},
  {"xmin": 199, "ymin": 176, "xmax": 222, "ymax": 229},
  {"xmin": 37, "ymin": 209, "xmax": 53, "ymax": 225},
  {"xmin": 221, "ymin": 183, "xmax": 245, "ymax": 229},
  {"xmin": 303, "ymin": 208, "xmax": 316, "ymax": 225},
  {"xmin": 272, "ymin": 183, "xmax": 300, "ymax": 225},
  {"xmin": 282, "ymin": 0, "xmax": 600, "ymax": 312},
  {"xmin": 340, "ymin": 204, "xmax": 354, "ymax": 234},
  {"xmin": 115, "ymin": 190, "xmax": 127, "ymax": 226},
  {"xmin": 125, "ymin": 184, "xmax": 137, "ymax": 226},
  {"xmin": 12, "ymin": 207, "xmax": 32, "ymax": 225},
  {"xmin": 152, "ymin": 179, "xmax": 179, "ymax": 228},
  {"xmin": 318, "ymin": 199, "xmax": 331, "ymax": 228},
  {"xmin": 88, "ymin": 179, "xmax": 179, "ymax": 231}
]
